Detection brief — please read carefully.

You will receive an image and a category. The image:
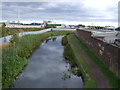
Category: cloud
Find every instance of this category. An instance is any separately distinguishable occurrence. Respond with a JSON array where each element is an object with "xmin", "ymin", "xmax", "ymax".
[{"xmin": 1, "ymin": 0, "xmax": 119, "ymax": 26}]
